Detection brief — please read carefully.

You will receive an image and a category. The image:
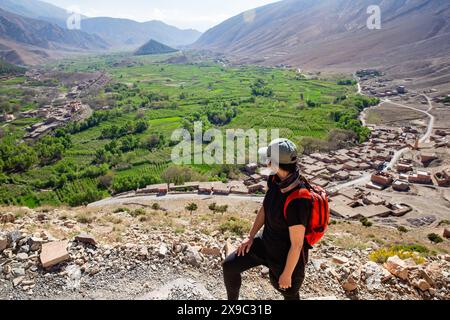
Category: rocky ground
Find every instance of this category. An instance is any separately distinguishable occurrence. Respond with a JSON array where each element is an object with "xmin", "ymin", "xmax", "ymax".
[{"xmin": 0, "ymin": 205, "xmax": 449, "ymax": 300}]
